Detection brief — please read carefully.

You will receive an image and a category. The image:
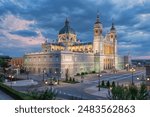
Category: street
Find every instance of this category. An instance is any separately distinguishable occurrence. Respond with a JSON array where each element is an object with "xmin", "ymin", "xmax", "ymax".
[{"xmin": 11, "ymin": 70, "xmax": 146, "ymax": 100}]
